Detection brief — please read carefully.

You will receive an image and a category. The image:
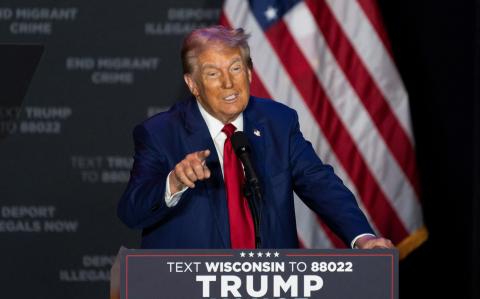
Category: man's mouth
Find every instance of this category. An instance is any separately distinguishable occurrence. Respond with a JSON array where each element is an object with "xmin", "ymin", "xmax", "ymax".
[{"xmin": 223, "ymin": 93, "xmax": 238, "ymax": 102}]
